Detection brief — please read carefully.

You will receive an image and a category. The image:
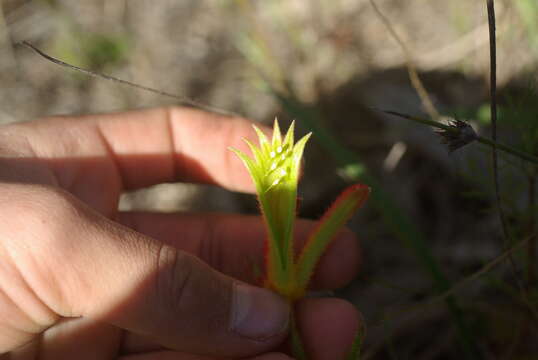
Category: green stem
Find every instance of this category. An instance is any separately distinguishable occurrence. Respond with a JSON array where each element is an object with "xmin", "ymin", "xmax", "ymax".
[
  {"xmin": 476, "ymin": 136, "xmax": 538, "ymax": 166},
  {"xmin": 382, "ymin": 110, "xmax": 538, "ymax": 166},
  {"xmin": 289, "ymin": 307, "xmax": 307, "ymax": 360}
]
